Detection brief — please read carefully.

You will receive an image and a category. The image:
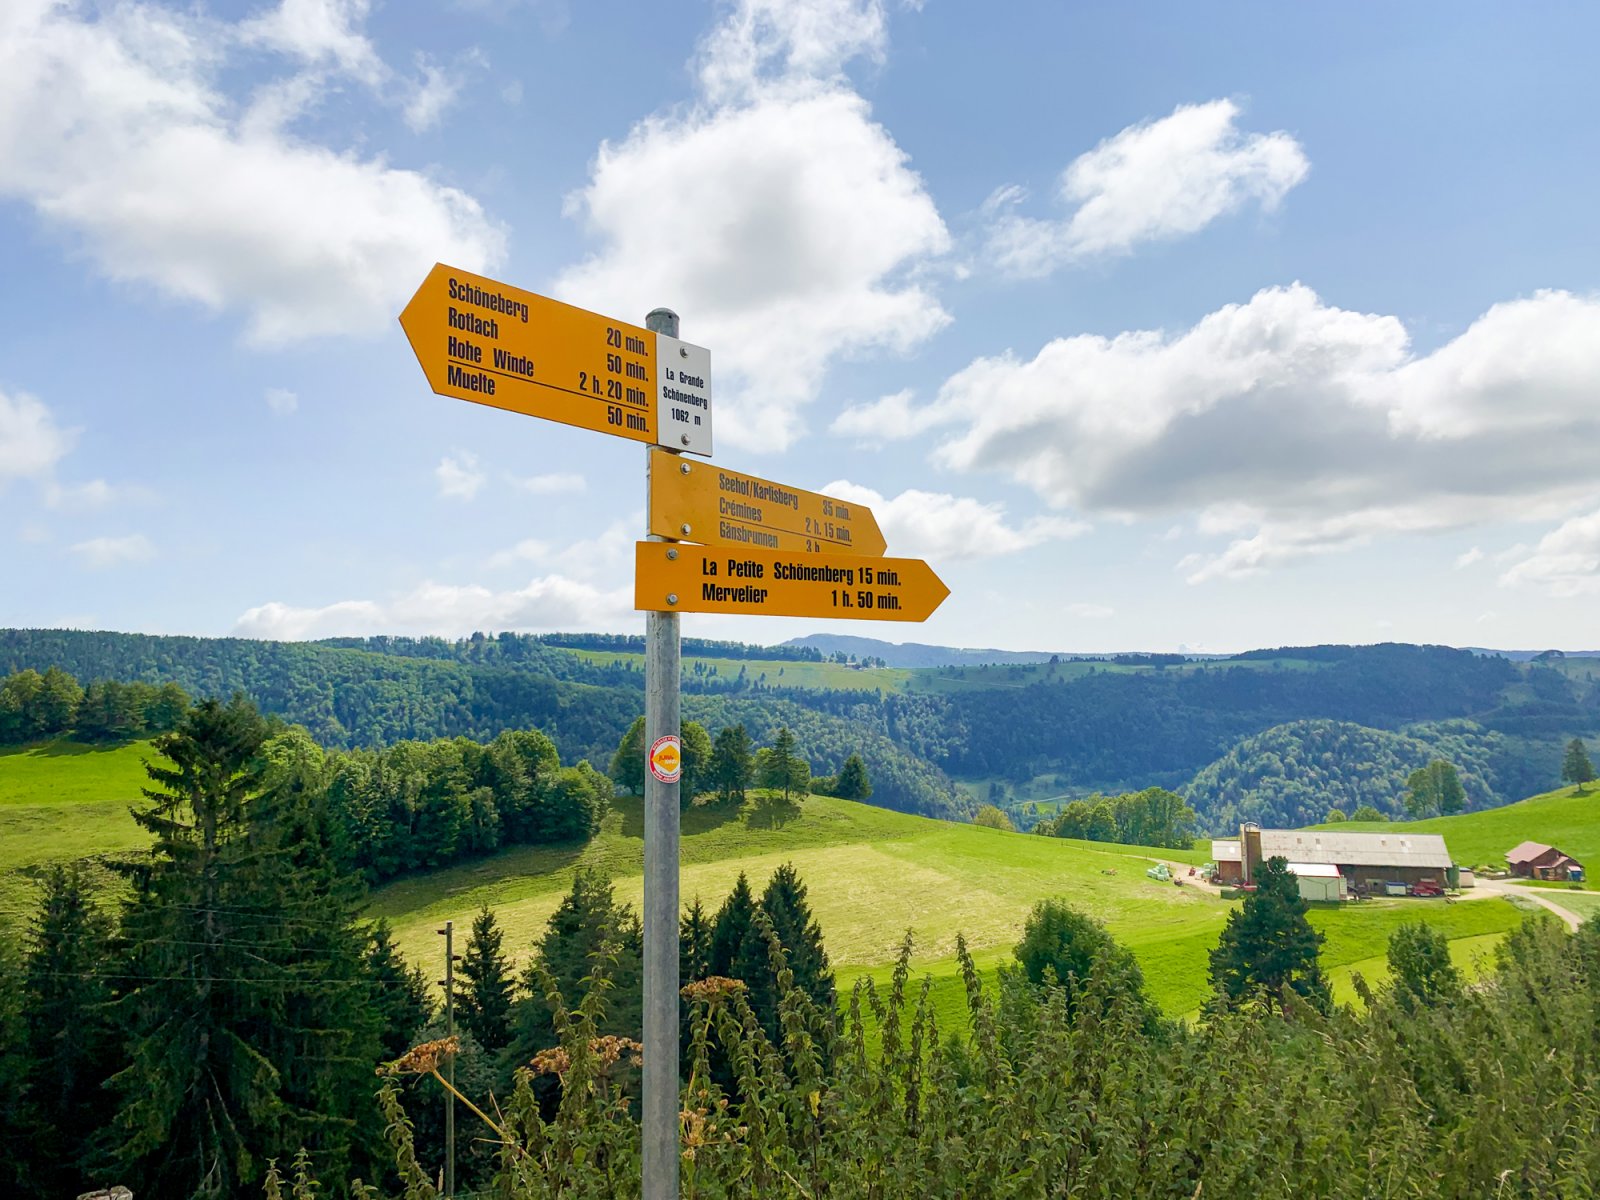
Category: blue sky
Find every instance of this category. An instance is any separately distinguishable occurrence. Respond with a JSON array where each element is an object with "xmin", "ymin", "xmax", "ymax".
[{"xmin": 3, "ymin": 0, "xmax": 1598, "ymax": 653}]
